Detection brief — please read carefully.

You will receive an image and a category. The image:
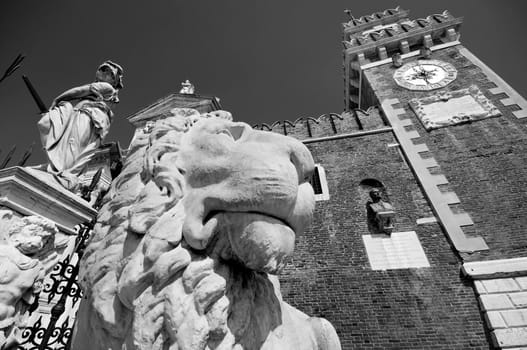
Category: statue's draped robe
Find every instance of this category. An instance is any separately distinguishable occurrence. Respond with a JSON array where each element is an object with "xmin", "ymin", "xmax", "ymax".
[{"xmin": 37, "ymin": 83, "xmax": 114, "ymax": 190}]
